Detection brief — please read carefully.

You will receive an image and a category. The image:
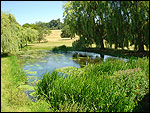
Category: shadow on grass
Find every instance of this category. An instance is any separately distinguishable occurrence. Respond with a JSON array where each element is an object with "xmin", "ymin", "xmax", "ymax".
[
  {"xmin": 133, "ymin": 93, "xmax": 149, "ymax": 112},
  {"xmin": 1, "ymin": 53, "xmax": 12, "ymax": 58},
  {"xmin": 51, "ymin": 45, "xmax": 149, "ymax": 58}
]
